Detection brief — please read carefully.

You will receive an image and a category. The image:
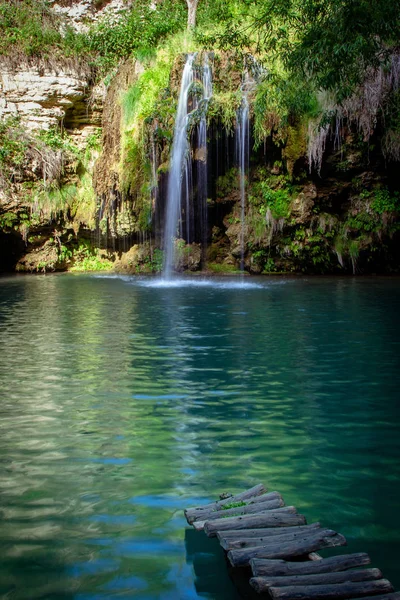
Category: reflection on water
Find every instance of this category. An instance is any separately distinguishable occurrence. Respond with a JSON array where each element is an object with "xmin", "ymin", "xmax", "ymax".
[{"xmin": 0, "ymin": 274, "xmax": 399, "ymax": 599}]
